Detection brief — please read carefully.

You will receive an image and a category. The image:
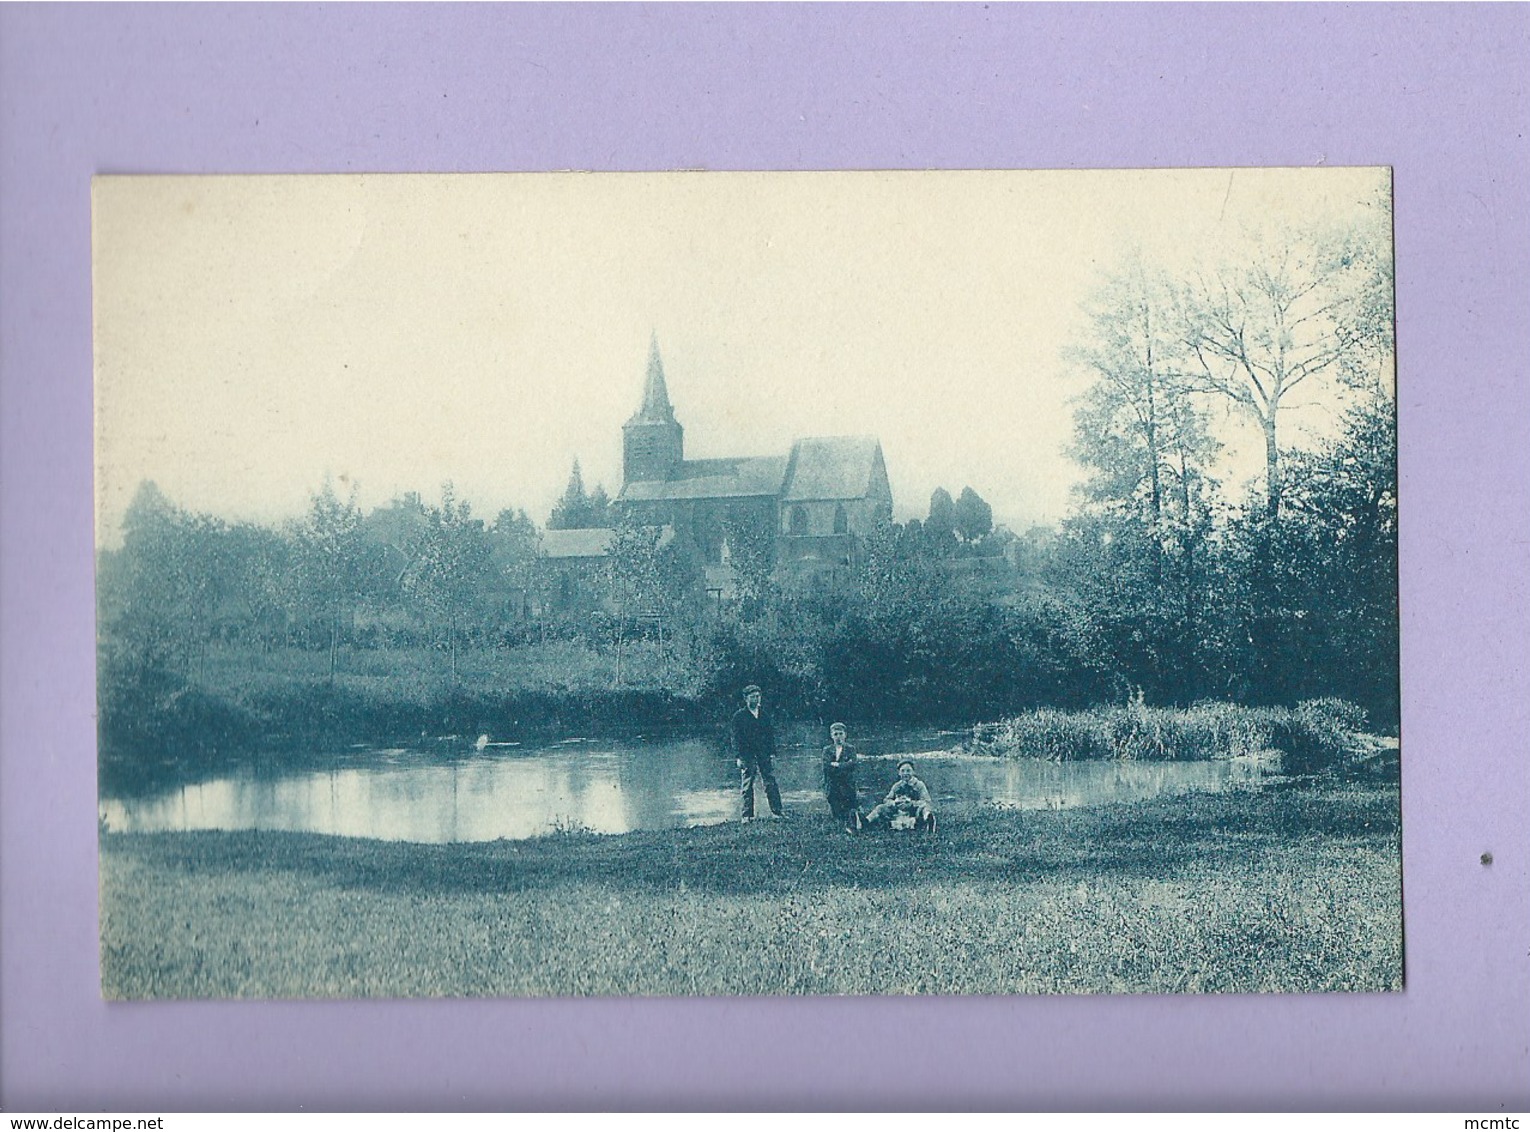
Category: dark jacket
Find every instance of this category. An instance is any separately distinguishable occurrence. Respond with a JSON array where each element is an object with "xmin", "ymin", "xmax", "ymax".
[
  {"xmin": 821, "ymin": 742, "xmax": 860, "ymax": 790},
  {"xmin": 731, "ymin": 707, "xmax": 776, "ymax": 766}
]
